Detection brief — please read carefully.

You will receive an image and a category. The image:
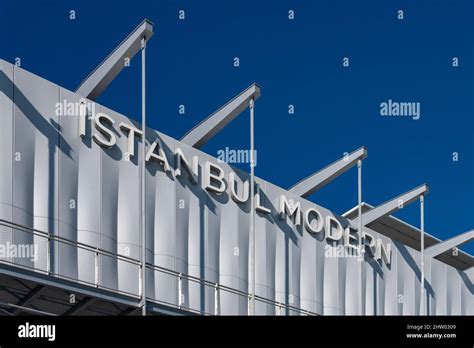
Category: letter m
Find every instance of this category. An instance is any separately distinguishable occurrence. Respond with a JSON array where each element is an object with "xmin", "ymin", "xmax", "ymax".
[{"xmin": 279, "ymin": 195, "xmax": 301, "ymax": 226}]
